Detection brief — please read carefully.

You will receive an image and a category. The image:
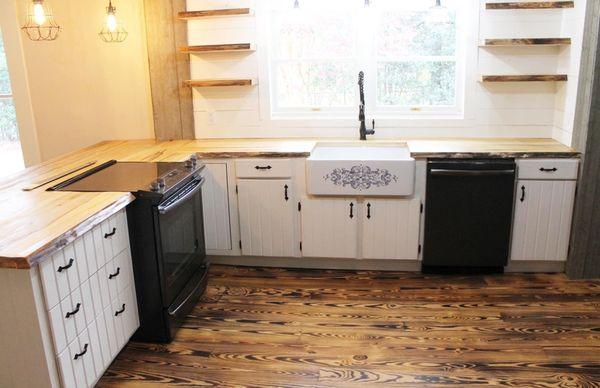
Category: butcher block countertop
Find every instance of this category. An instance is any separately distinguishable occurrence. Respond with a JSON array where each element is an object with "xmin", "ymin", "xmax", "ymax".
[{"xmin": 0, "ymin": 138, "xmax": 577, "ymax": 269}]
